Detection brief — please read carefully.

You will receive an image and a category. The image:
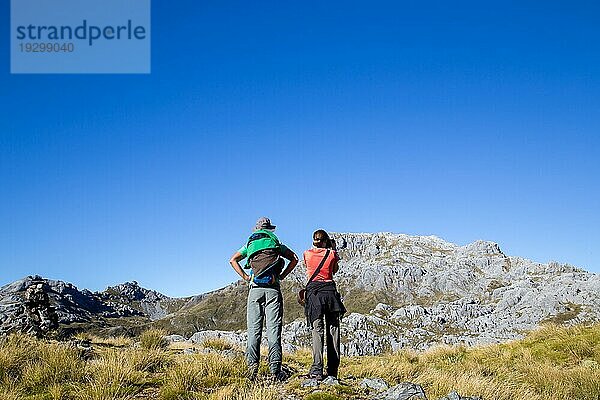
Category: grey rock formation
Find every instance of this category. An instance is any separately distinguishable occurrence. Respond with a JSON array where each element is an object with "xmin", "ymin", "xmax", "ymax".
[
  {"xmin": 301, "ymin": 378, "xmax": 319, "ymax": 388},
  {"xmin": 361, "ymin": 378, "xmax": 390, "ymax": 392},
  {"xmin": 164, "ymin": 334, "xmax": 186, "ymax": 343},
  {"xmin": 1, "ymin": 276, "xmax": 63, "ymax": 336},
  {"xmin": 321, "ymin": 376, "xmax": 340, "ymax": 386},
  {"xmin": 0, "ymin": 276, "xmax": 174, "ymax": 336},
  {"xmin": 281, "ymin": 233, "xmax": 600, "ymax": 355},
  {"xmin": 0, "ymin": 277, "xmax": 60, "ymax": 337},
  {"xmin": 374, "ymin": 382, "xmax": 427, "ymax": 400},
  {"xmin": 23, "ymin": 280, "xmax": 59, "ymax": 337},
  {"xmin": 189, "ymin": 330, "xmax": 245, "ymax": 349},
  {"xmin": 100, "ymin": 281, "xmax": 173, "ymax": 320},
  {"xmin": 438, "ymin": 391, "xmax": 481, "ymax": 400}
]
